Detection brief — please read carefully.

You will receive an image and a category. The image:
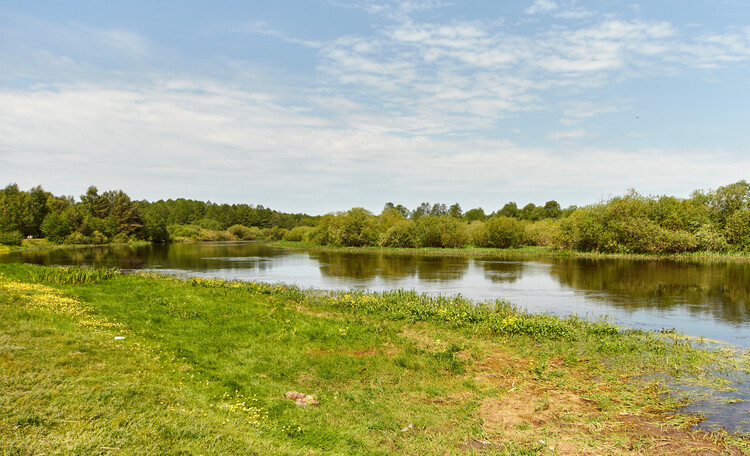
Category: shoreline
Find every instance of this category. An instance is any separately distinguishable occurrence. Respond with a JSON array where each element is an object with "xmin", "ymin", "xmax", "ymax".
[
  {"xmin": 3, "ymin": 238, "xmax": 750, "ymax": 263},
  {"xmin": 273, "ymin": 240, "xmax": 750, "ymax": 263}
]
